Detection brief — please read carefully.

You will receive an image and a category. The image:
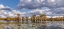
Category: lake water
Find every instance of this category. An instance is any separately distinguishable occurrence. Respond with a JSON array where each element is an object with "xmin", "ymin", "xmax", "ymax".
[{"xmin": 0, "ymin": 21, "xmax": 64, "ymax": 29}]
